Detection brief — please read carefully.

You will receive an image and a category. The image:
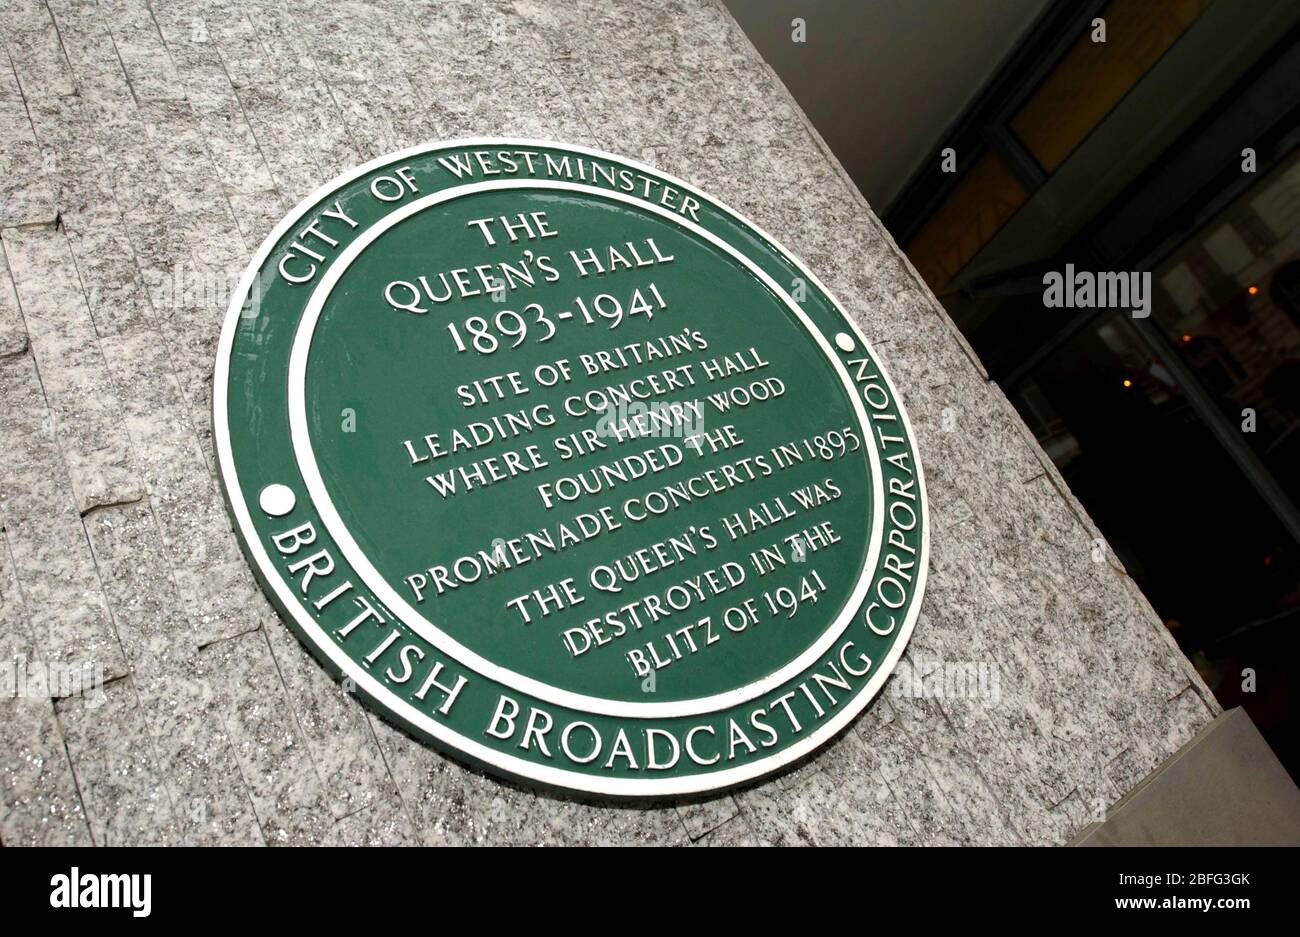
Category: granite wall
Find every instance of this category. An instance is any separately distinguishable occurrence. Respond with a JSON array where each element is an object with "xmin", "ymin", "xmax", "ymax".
[{"xmin": 0, "ymin": 0, "xmax": 1217, "ymax": 845}]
